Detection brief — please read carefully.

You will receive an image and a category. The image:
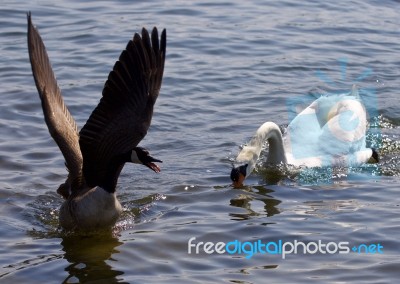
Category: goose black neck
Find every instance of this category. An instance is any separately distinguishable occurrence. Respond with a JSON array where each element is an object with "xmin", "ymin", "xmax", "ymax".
[{"xmin": 98, "ymin": 151, "xmax": 132, "ymax": 193}]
